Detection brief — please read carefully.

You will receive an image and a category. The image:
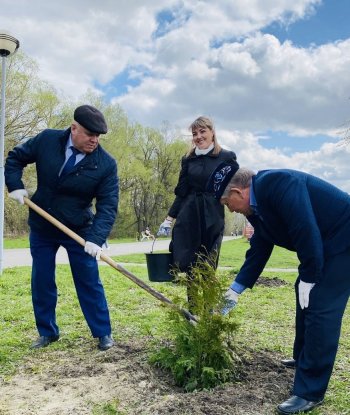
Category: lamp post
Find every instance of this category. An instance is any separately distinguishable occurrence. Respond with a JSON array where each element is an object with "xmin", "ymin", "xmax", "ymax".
[{"xmin": 0, "ymin": 31, "xmax": 20, "ymax": 274}]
